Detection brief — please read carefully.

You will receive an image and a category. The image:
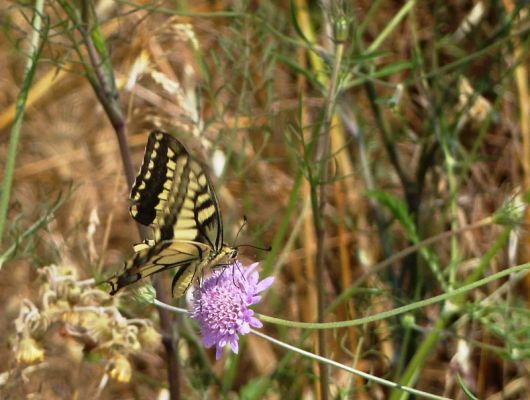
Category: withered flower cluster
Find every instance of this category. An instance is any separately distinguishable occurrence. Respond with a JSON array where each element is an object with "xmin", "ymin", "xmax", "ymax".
[{"xmin": 9, "ymin": 264, "xmax": 160, "ymax": 387}]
